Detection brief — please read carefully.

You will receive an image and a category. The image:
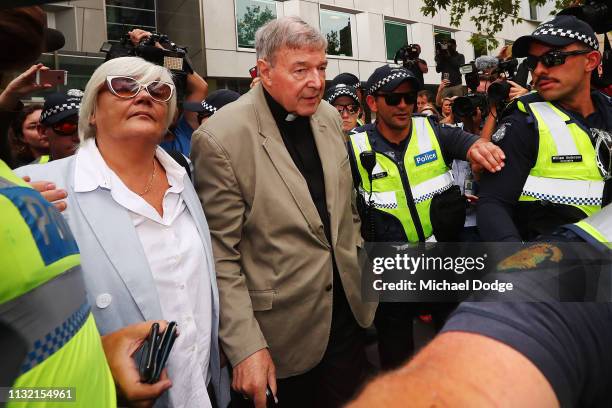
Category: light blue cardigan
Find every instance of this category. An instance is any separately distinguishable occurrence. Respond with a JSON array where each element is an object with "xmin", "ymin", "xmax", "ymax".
[{"xmin": 16, "ymin": 156, "xmax": 230, "ymax": 408}]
